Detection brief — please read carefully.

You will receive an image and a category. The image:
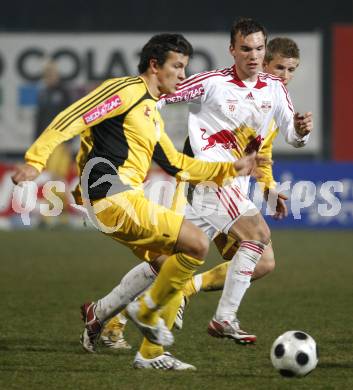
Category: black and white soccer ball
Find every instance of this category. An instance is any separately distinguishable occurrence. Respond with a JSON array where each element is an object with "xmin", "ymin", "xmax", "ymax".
[{"xmin": 270, "ymin": 330, "xmax": 318, "ymax": 377}]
